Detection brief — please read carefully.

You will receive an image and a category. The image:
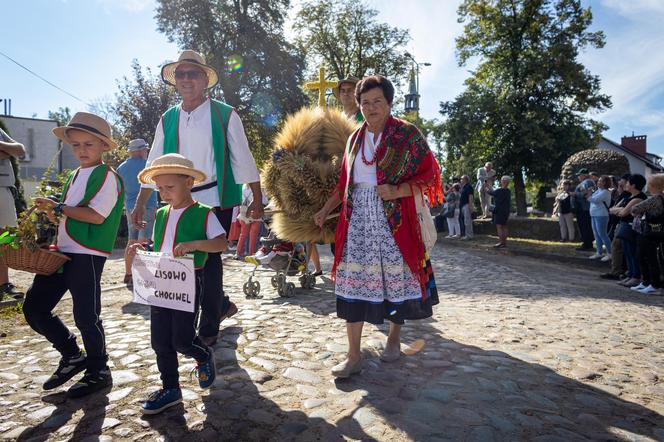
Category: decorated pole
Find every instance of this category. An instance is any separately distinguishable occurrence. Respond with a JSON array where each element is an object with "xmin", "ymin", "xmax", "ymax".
[{"xmin": 303, "ymin": 65, "xmax": 338, "ymax": 107}]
